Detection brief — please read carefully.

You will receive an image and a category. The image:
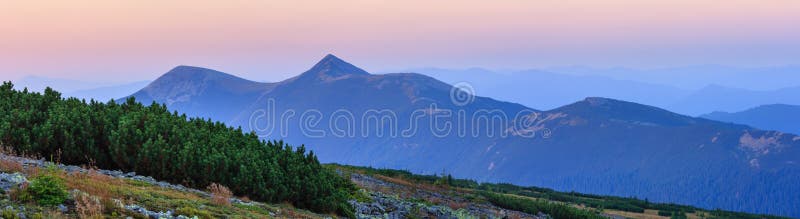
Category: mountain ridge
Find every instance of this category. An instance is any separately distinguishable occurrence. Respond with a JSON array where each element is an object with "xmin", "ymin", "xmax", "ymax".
[
  {"xmin": 702, "ymin": 104, "xmax": 800, "ymax": 135},
  {"xmin": 125, "ymin": 55, "xmax": 800, "ymax": 217}
]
